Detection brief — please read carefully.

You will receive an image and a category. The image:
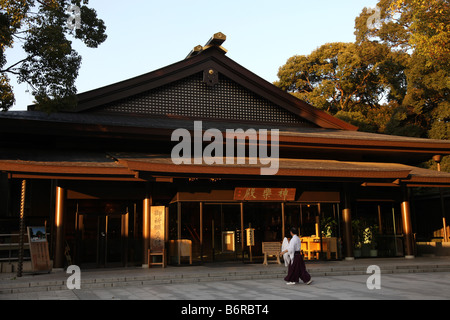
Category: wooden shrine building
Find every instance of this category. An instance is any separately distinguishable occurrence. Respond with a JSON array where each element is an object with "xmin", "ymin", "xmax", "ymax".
[{"xmin": 1, "ymin": 33, "xmax": 450, "ymax": 269}]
